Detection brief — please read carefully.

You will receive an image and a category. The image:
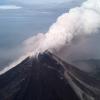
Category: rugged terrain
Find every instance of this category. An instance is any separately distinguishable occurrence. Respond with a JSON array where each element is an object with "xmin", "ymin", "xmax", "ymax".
[{"xmin": 0, "ymin": 51, "xmax": 79, "ymax": 100}]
